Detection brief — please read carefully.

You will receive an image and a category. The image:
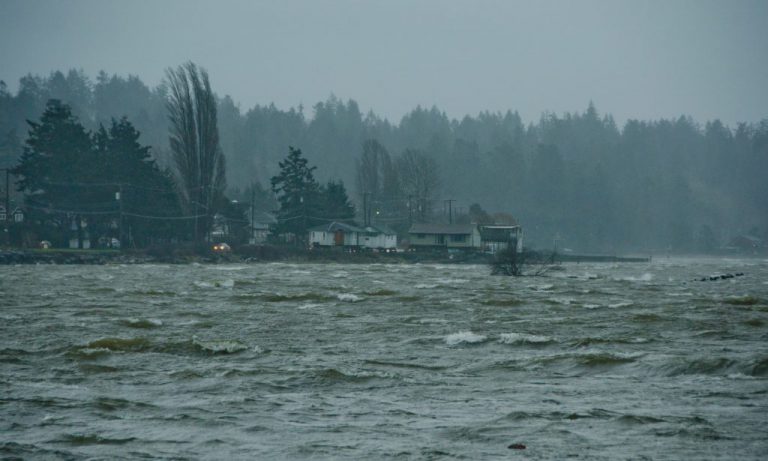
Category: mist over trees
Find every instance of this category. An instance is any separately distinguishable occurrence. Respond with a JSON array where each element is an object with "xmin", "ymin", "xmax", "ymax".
[{"xmin": 1, "ymin": 69, "xmax": 766, "ymax": 252}]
